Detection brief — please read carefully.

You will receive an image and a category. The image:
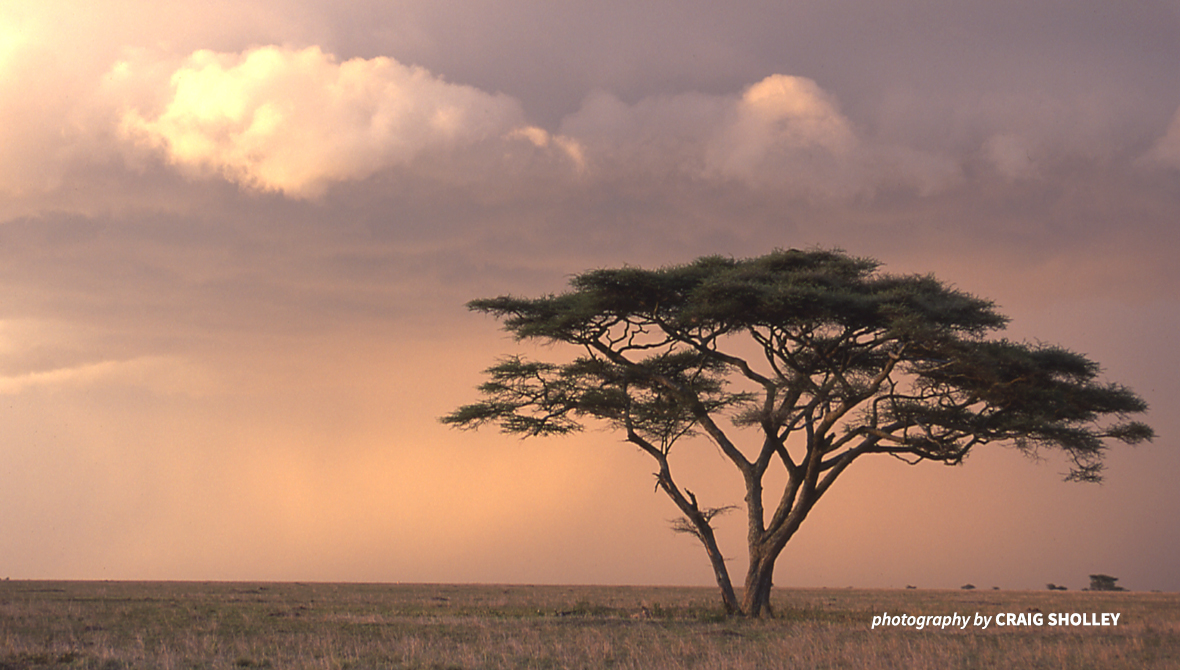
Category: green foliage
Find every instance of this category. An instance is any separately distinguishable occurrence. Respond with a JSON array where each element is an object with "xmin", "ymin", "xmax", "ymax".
[
  {"xmin": 893, "ymin": 339, "xmax": 1153, "ymax": 481},
  {"xmin": 445, "ymin": 249, "xmax": 1151, "ymax": 481},
  {"xmin": 442, "ymin": 351, "xmax": 746, "ymax": 451}
]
